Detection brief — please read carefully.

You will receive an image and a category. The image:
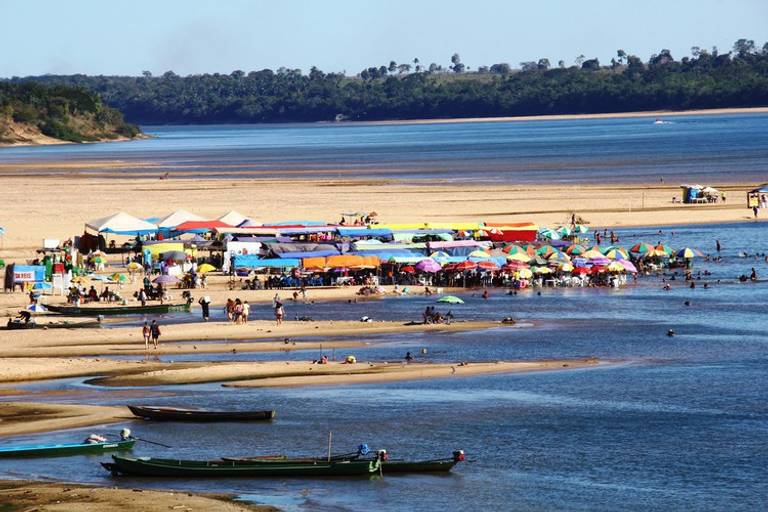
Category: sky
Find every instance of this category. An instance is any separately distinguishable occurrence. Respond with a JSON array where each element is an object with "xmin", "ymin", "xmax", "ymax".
[{"xmin": 0, "ymin": 0, "xmax": 766, "ymax": 77}]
